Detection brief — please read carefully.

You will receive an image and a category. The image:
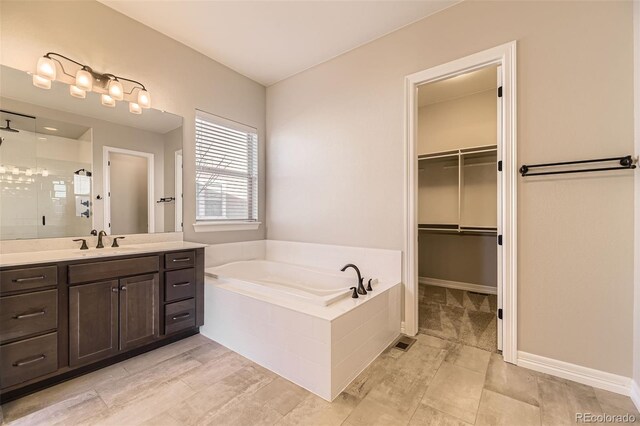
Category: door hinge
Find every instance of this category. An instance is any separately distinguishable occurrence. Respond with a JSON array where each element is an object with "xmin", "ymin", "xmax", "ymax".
[
  {"xmin": 498, "ymin": 86, "xmax": 503, "ymax": 98},
  {"xmin": 497, "ymin": 308, "xmax": 503, "ymax": 320},
  {"xmin": 108, "ymin": 222, "xmax": 111, "ymax": 228},
  {"xmin": 108, "ymin": 160, "xmax": 111, "ymax": 166},
  {"xmin": 498, "ymin": 160, "xmax": 502, "ymax": 172},
  {"xmin": 498, "ymin": 234, "xmax": 503, "ymax": 246}
]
